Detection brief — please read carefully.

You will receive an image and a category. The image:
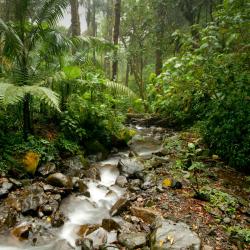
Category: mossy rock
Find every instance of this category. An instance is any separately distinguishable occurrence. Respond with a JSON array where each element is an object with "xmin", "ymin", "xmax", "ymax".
[{"xmin": 85, "ymin": 140, "xmax": 109, "ymax": 158}]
